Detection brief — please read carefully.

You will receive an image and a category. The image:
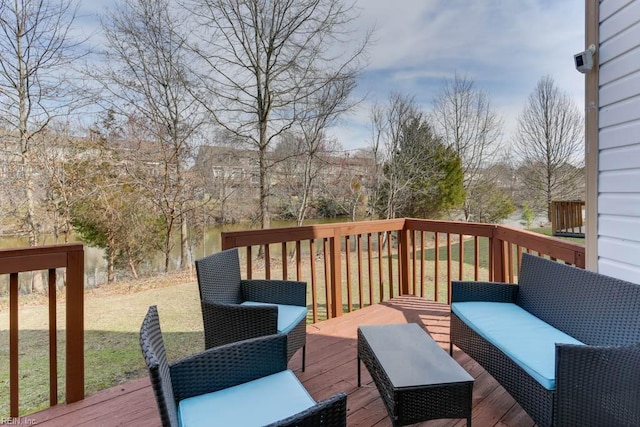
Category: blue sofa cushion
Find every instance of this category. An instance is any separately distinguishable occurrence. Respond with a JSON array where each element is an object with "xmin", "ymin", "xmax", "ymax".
[
  {"xmin": 452, "ymin": 301, "xmax": 584, "ymax": 390},
  {"xmin": 241, "ymin": 301, "xmax": 308, "ymax": 334},
  {"xmin": 178, "ymin": 369, "xmax": 315, "ymax": 427}
]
